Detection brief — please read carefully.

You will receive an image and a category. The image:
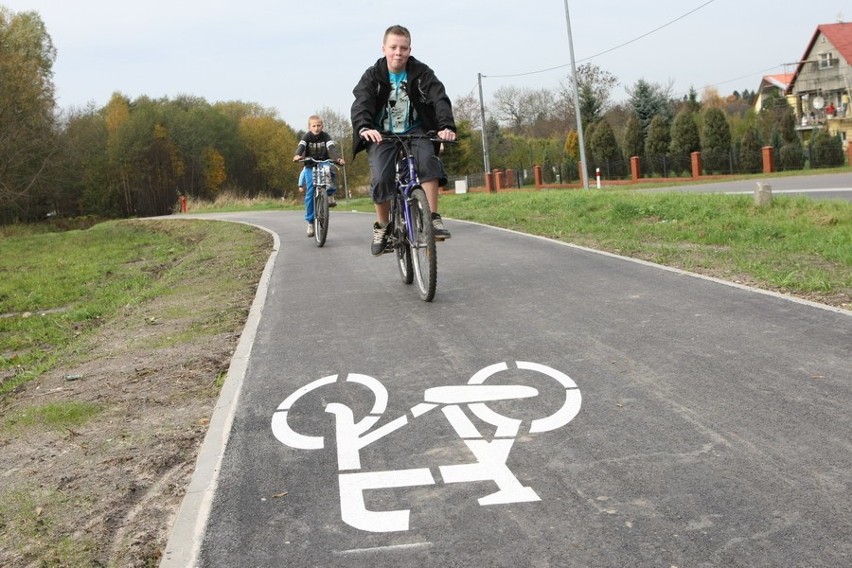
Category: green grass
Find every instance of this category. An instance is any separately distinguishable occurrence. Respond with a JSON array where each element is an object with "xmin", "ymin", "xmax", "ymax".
[
  {"xmin": 0, "ymin": 221, "xmax": 187, "ymax": 396},
  {"xmin": 0, "ymin": 218, "xmax": 270, "ymax": 398},
  {"xmin": 437, "ymin": 190, "xmax": 851, "ymax": 298}
]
